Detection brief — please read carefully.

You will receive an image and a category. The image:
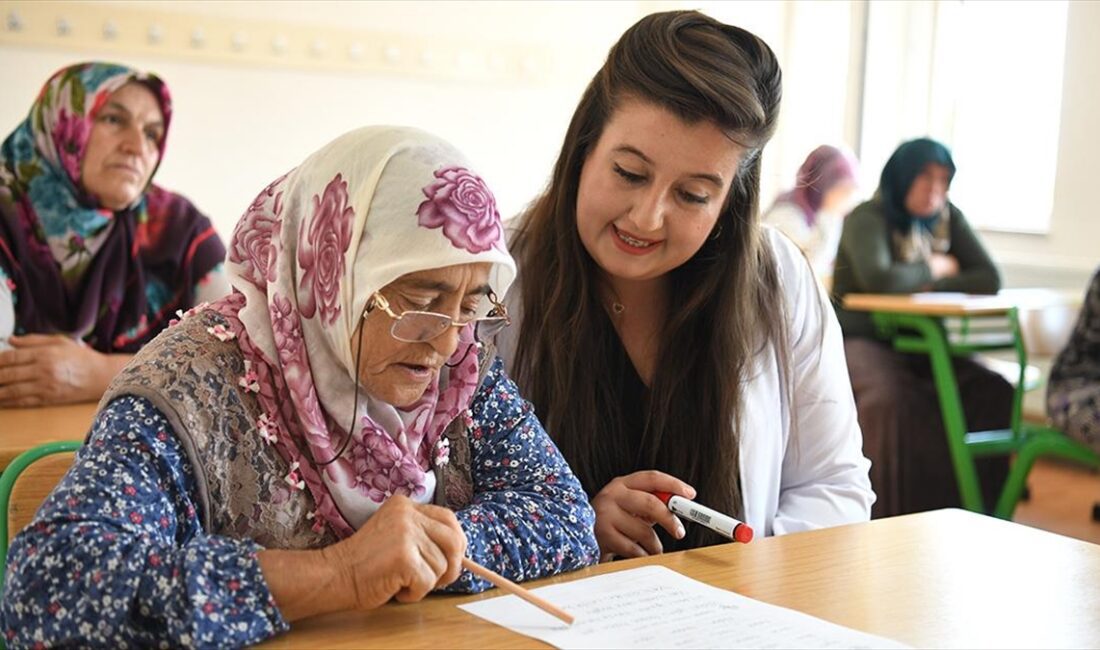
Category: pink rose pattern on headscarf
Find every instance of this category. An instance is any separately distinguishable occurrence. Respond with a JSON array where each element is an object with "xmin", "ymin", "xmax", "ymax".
[
  {"xmin": 335, "ymin": 322, "xmax": 479, "ymax": 505},
  {"xmin": 212, "ymin": 159, "xmax": 486, "ymax": 538},
  {"xmin": 351, "ymin": 428, "xmax": 426, "ymax": 502},
  {"xmin": 417, "ymin": 167, "xmax": 502, "ymax": 253},
  {"xmin": 228, "ymin": 173, "xmax": 287, "ymax": 287},
  {"xmin": 51, "ymin": 108, "xmax": 88, "ymax": 181},
  {"xmin": 268, "ymin": 293, "xmax": 326, "ymax": 434},
  {"xmin": 298, "ymin": 174, "xmax": 353, "ymax": 325}
]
